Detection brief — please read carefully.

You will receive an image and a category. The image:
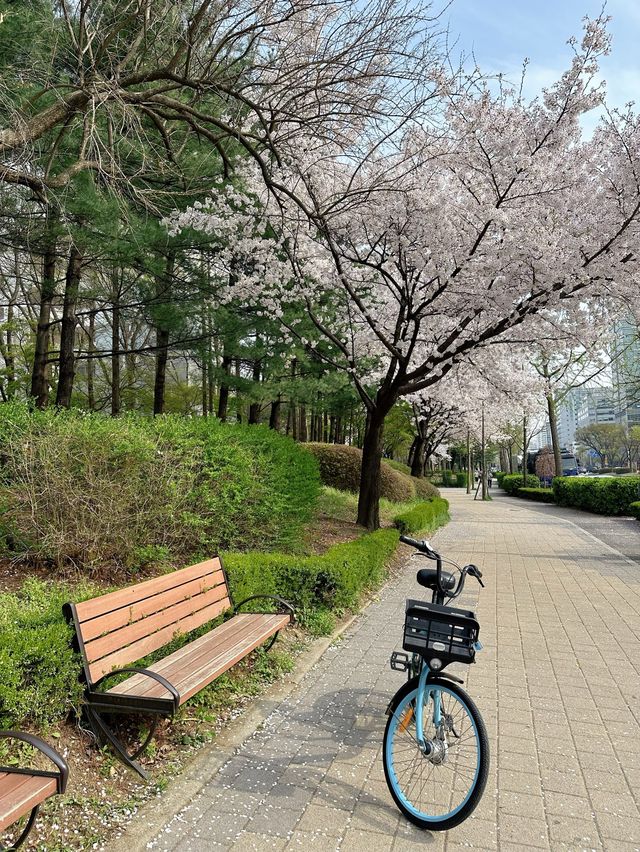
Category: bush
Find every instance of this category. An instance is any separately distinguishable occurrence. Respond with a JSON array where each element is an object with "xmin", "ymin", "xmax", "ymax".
[
  {"xmin": 224, "ymin": 528, "xmax": 399, "ymax": 624},
  {"xmin": 628, "ymin": 501, "xmax": 640, "ymax": 520},
  {"xmin": 393, "ymin": 498, "xmax": 450, "ymax": 534},
  {"xmin": 385, "ymin": 459, "xmax": 412, "ymax": 475},
  {"xmin": 500, "ymin": 473, "xmax": 541, "ymax": 495},
  {"xmin": 495, "ymin": 471, "xmax": 505, "ymax": 487},
  {"xmin": 0, "ymin": 405, "xmax": 320, "ymax": 571},
  {"xmin": 552, "ymin": 476, "xmax": 640, "ymax": 515},
  {"xmin": 516, "ymin": 487, "xmax": 556, "ymax": 504},
  {"xmin": 413, "ymin": 478, "xmax": 441, "ymax": 500},
  {"xmin": 304, "ymin": 443, "xmax": 431, "ymax": 502},
  {"xmin": 0, "ymin": 579, "xmax": 94, "ymax": 728},
  {"xmin": 442, "ymin": 470, "xmax": 468, "ymax": 488}
]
